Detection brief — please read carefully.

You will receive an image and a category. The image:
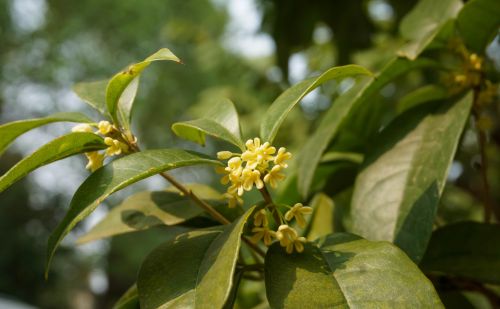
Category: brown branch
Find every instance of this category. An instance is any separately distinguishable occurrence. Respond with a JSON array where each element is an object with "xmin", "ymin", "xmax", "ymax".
[
  {"xmin": 472, "ymin": 88, "xmax": 500, "ymax": 222},
  {"xmin": 259, "ymin": 185, "xmax": 282, "ymax": 225}
]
